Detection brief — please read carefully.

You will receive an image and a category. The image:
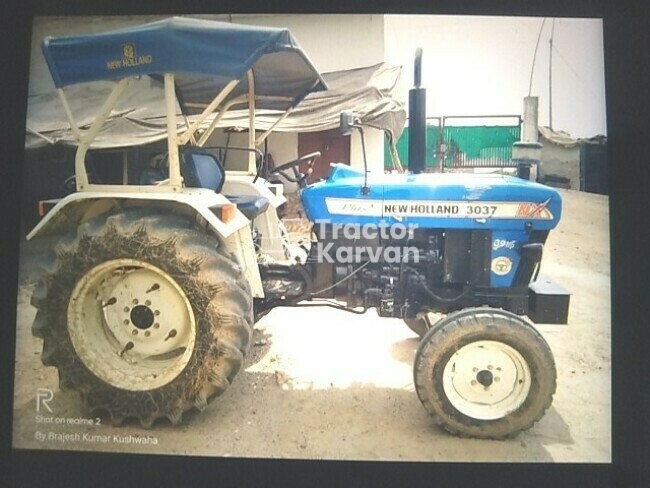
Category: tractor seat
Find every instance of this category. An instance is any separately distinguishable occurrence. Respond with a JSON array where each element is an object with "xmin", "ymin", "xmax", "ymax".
[{"xmin": 225, "ymin": 195, "xmax": 270, "ymax": 220}]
